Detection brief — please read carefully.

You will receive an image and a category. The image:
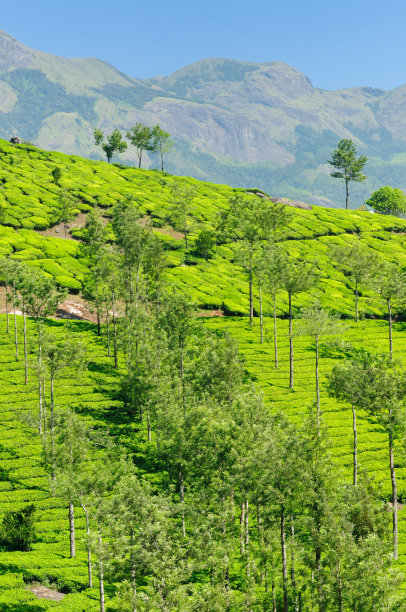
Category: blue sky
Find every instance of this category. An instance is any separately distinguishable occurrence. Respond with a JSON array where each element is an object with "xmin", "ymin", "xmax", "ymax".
[{"xmin": 2, "ymin": 0, "xmax": 406, "ymax": 90}]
